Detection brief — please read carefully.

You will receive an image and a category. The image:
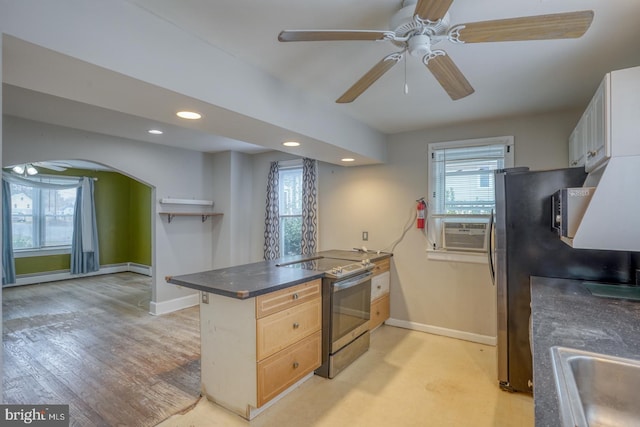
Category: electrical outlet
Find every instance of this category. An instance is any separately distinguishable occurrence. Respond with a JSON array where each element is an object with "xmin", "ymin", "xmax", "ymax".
[
  {"xmin": 362, "ymin": 231, "xmax": 368, "ymax": 241},
  {"xmin": 201, "ymin": 292, "xmax": 209, "ymax": 304}
]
